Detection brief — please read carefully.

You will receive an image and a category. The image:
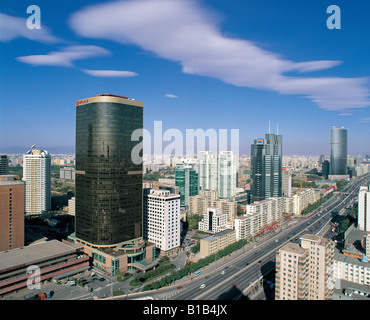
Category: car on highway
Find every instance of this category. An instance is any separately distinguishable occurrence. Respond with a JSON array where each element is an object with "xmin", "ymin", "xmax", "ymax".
[
  {"xmin": 221, "ymin": 271, "xmax": 225, "ymax": 275},
  {"xmin": 176, "ymin": 286, "xmax": 183, "ymax": 289},
  {"xmin": 199, "ymin": 284, "xmax": 206, "ymax": 289}
]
